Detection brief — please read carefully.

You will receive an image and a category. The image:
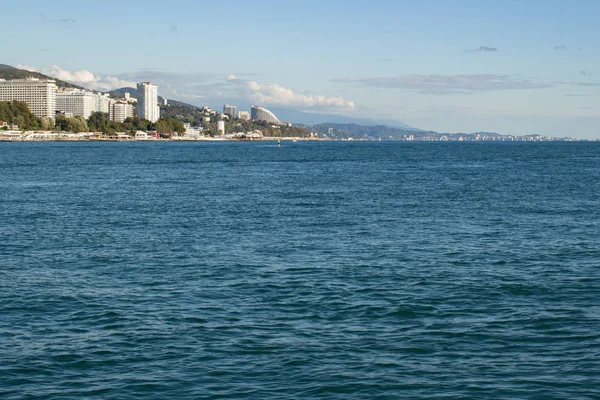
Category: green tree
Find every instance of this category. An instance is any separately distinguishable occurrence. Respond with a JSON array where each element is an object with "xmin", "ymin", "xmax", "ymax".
[
  {"xmin": 67, "ymin": 116, "xmax": 88, "ymax": 133},
  {"xmin": 55, "ymin": 115, "xmax": 69, "ymax": 131},
  {"xmin": 87, "ymin": 112, "xmax": 109, "ymax": 132},
  {"xmin": 155, "ymin": 117, "xmax": 186, "ymax": 134},
  {"xmin": 40, "ymin": 117, "xmax": 54, "ymax": 131},
  {"xmin": 0, "ymin": 101, "xmax": 41, "ymax": 129},
  {"xmin": 13, "ymin": 115, "xmax": 25, "ymax": 130}
]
